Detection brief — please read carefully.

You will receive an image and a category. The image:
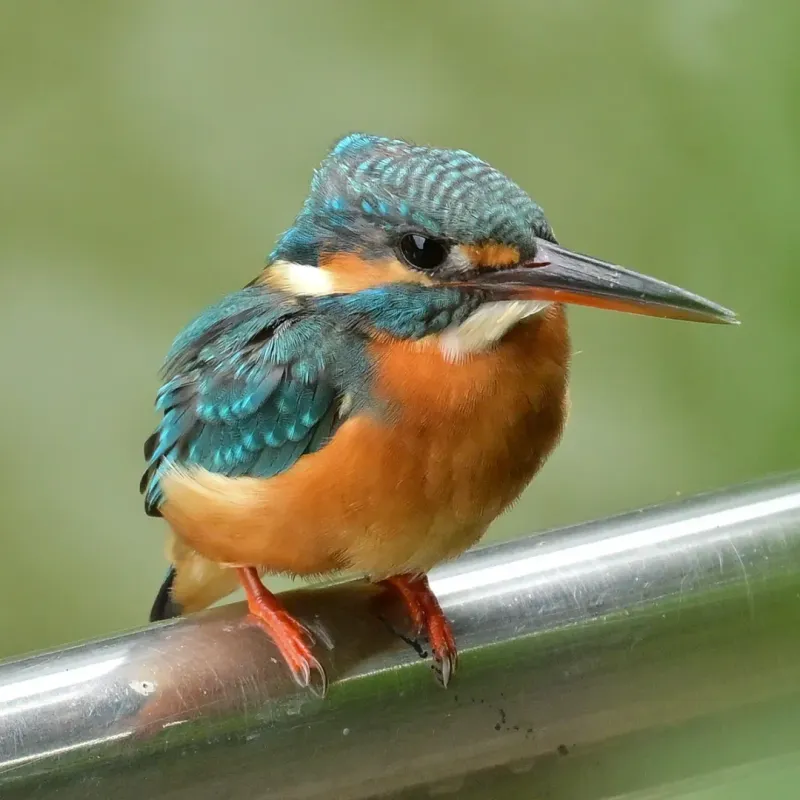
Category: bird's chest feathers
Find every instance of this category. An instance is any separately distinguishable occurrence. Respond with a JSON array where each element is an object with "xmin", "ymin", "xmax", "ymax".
[
  {"xmin": 159, "ymin": 306, "xmax": 569, "ymax": 579},
  {"xmin": 370, "ymin": 305, "xmax": 570, "ymax": 517}
]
